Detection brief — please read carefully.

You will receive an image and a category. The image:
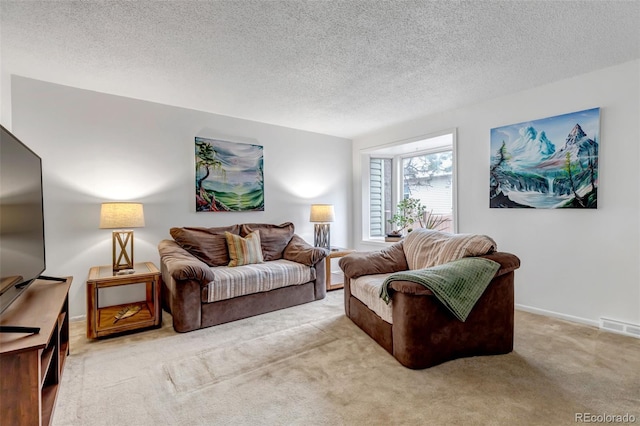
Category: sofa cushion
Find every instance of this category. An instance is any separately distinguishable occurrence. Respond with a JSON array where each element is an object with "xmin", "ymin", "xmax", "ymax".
[
  {"xmin": 403, "ymin": 228, "xmax": 497, "ymax": 270},
  {"xmin": 170, "ymin": 225, "xmax": 240, "ymax": 267},
  {"xmin": 283, "ymin": 234, "xmax": 328, "ymax": 266},
  {"xmin": 241, "ymin": 222, "xmax": 295, "ymax": 261},
  {"xmin": 350, "ymin": 273, "xmax": 394, "ymax": 324},
  {"xmin": 202, "ymin": 259, "xmax": 316, "ymax": 303},
  {"xmin": 226, "ymin": 231, "xmax": 264, "ymax": 267}
]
